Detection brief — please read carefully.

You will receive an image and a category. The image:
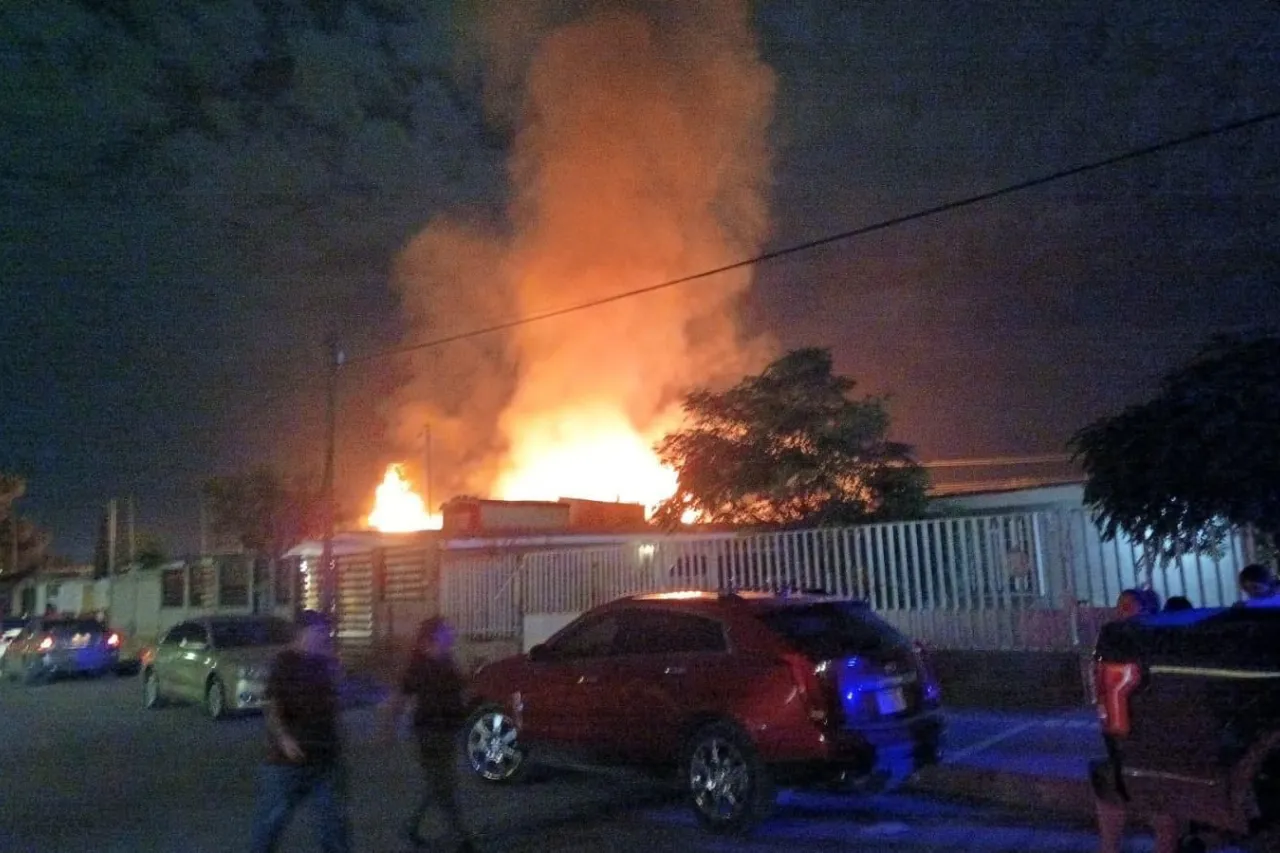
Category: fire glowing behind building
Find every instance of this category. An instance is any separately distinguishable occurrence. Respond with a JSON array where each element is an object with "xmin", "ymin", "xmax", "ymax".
[{"xmin": 492, "ymin": 406, "xmax": 678, "ymax": 510}]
